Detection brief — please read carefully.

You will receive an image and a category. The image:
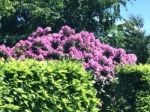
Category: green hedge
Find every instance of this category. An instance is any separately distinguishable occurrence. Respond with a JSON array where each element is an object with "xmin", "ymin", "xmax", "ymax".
[
  {"xmin": 100, "ymin": 64, "xmax": 150, "ymax": 112},
  {"xmin": 114, "ymin": 64, "xmax": 150, "ymax": 112},
  {"xmin": 0, "ymin": 59, "xmax": 99, "ymax": 112}
]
